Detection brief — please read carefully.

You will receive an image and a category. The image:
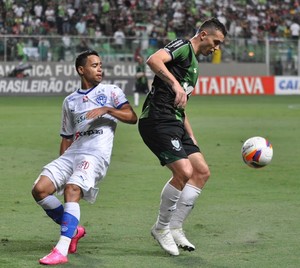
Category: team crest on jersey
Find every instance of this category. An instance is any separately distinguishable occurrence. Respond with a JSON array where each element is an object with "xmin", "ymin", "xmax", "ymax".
[
  {"xmin": 171, "ymin": 138, "xmax": 182, "ymax": 151},
  {"xmin": 96, "ymin": 94, "xmax": 107, "ymax": 106}
]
